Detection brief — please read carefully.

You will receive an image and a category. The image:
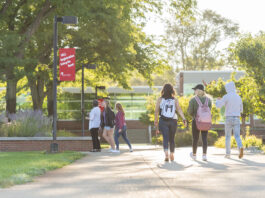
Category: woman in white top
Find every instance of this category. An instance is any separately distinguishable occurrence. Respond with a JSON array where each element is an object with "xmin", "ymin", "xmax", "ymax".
[{"xmin": 88, "ymin": 100, "xmax": 101, "ymax": 152}]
